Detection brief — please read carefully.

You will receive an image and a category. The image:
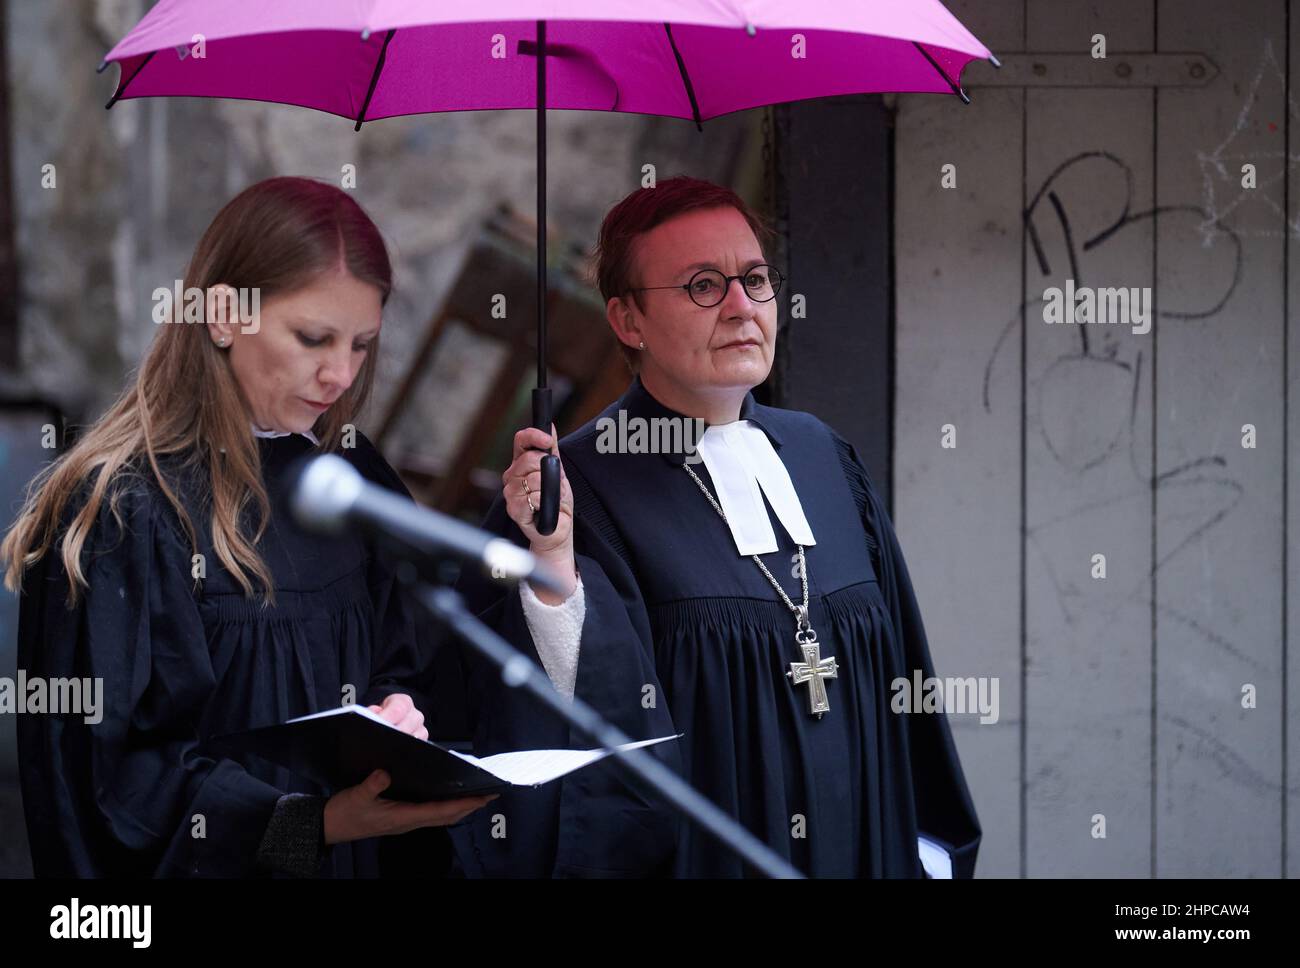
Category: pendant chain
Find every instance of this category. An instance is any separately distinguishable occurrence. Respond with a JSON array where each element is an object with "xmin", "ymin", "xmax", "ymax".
[
  {"xmin": 682, "ymin": 460, "xmax": 838, "ymax": 719},
  {"xmin": 681, "ymin": 462, "xmax": 810, "ymax": 624}
]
